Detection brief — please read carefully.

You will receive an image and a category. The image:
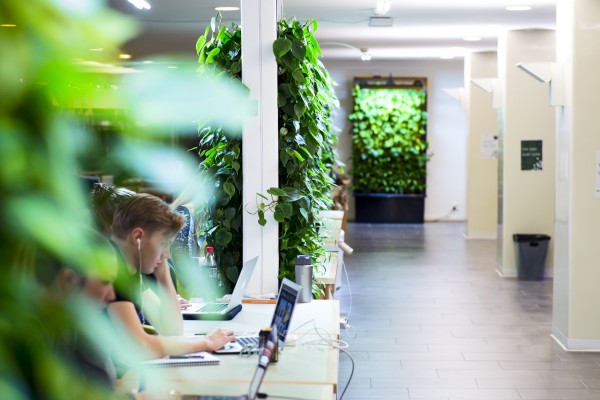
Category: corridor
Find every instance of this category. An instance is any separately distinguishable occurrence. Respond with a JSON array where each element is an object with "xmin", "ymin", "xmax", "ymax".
[{"xmin": 337, "ymin": 222, "xmax": 600, "ymax": 400}]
